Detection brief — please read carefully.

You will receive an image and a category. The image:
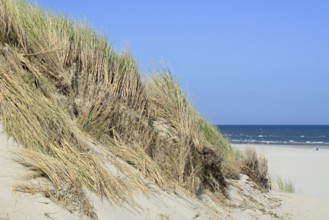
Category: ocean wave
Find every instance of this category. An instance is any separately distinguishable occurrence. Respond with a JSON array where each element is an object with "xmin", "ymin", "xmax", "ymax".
[
  {"xmin": 228, "ymin": 139, "xmax": 329, "ymax": 146},
  {"xmin": 231, "ymin": 139, "xmax": 242, "ymax": 142},
  {"xmin": 306, "ymin": 141, "xmax": 324, "ymax": 144}
]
